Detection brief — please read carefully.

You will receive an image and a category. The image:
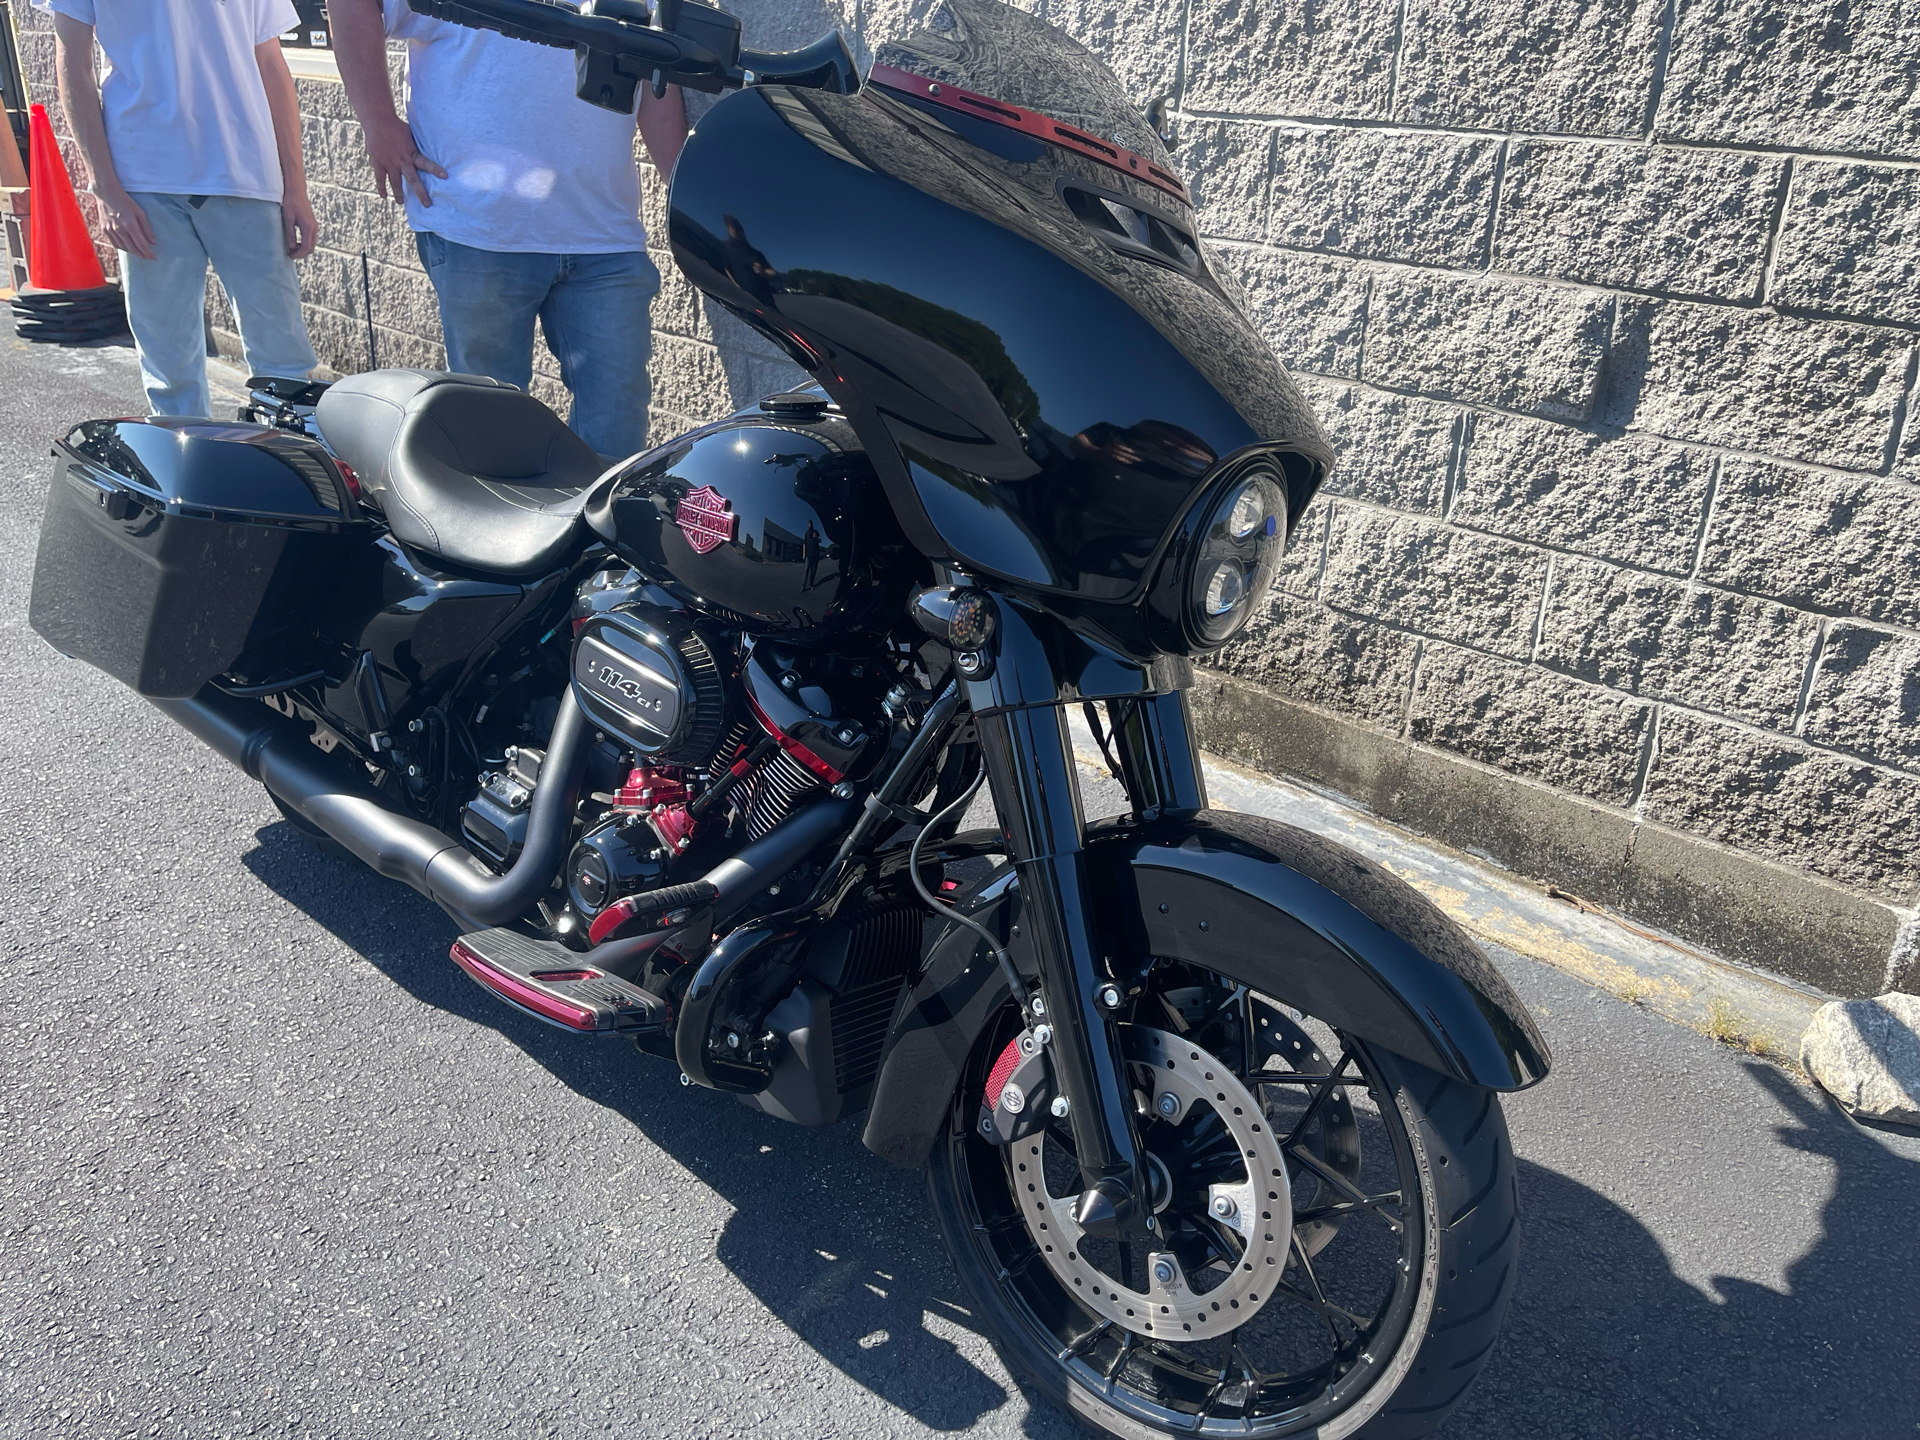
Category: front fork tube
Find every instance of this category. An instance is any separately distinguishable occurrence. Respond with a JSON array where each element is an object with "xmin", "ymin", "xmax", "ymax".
[{"xmin": 976, "ymin": 704, "xmax": 1154, "ymax": 1240}]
